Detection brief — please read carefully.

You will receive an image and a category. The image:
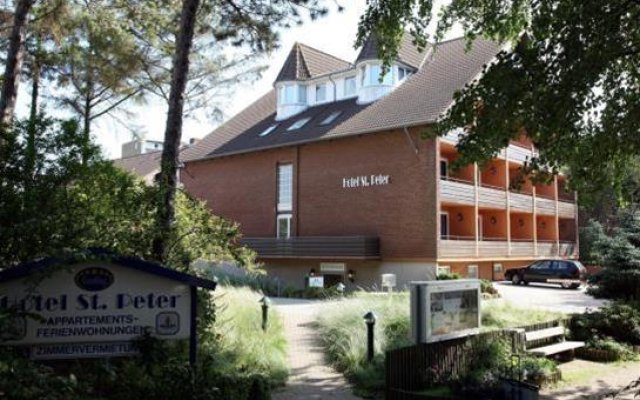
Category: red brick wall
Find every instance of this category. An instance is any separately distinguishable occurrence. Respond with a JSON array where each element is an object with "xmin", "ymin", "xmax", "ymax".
[
  {"xmin": 183, "ymin": 128, "xmax": 438, "ymax": 259},
  {"xmin": 183, "ymin": 146, "xmax": 297, "ymax": 237}
]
